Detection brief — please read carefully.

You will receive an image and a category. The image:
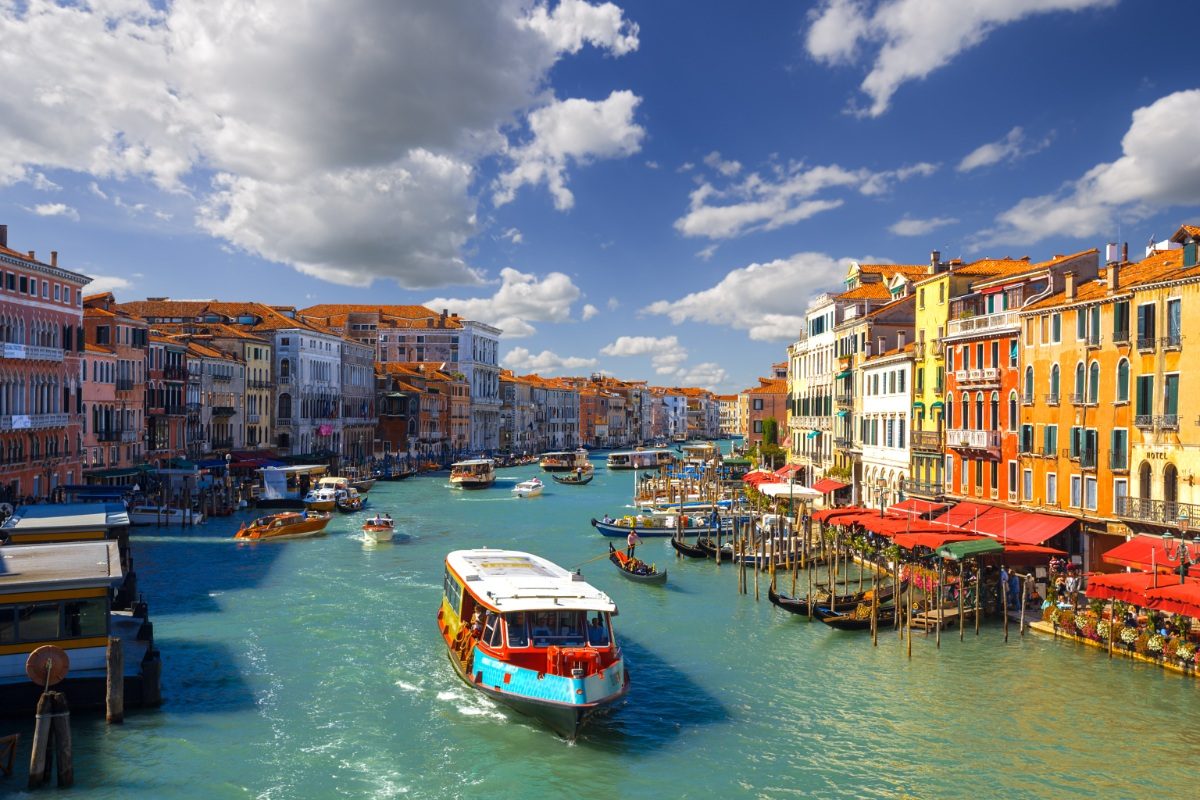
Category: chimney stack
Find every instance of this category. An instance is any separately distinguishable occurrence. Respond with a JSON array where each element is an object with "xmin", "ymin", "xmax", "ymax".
[
  {"xmin": 1109, "ymin": 262, "xmax": 1120, "ymax": 294},
  {"xmin": 1105, "ymin": 242, "xmax": 1120, "ymax": 264},
  {"xmin": 897, "ymin": 330, "xmax": 907, "ymax": 348},
  {"xmin": 929, "ymin": 250, "xmax": 941, "ymax": 274},
  {"xmin": 50, "ymin": 250, "xmax": 58, "ymax": 267},
  {"xmin": 1064, "ymin": 271, "xmax": 1076, "ymax": 301},
  {"xmin": 877, "ymin": 335, "xmax": 886, "ymax": 355},
  {"xmin": 27, "ymin": 250, "xmax": 35, "ymax": 261},
  {"xmin": 1122, "ymin": 242, "xmax": 1128, "ymax": 262},
  {"xmin": 0, "ymin": 224, "xmax": 7, "ymax": 247}
]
